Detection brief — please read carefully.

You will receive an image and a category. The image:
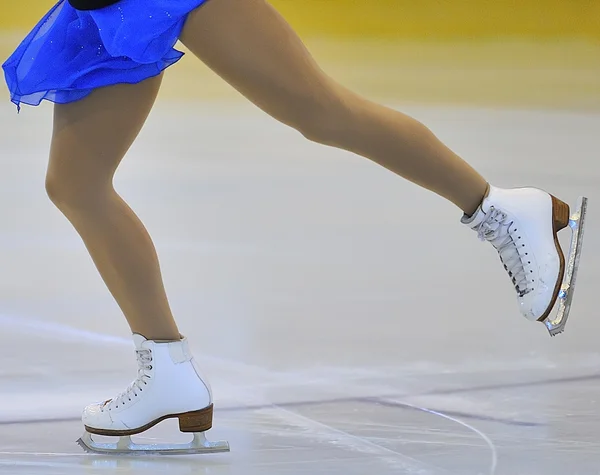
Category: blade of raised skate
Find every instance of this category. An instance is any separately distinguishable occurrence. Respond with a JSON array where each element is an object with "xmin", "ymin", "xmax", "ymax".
[
  {"xmin": 544, "ymin": 196, "xmax": 588, "ymax": 337},
  {"xmin": 76, "ymin": 432, "xmax": 230, "ymax": 455}
]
